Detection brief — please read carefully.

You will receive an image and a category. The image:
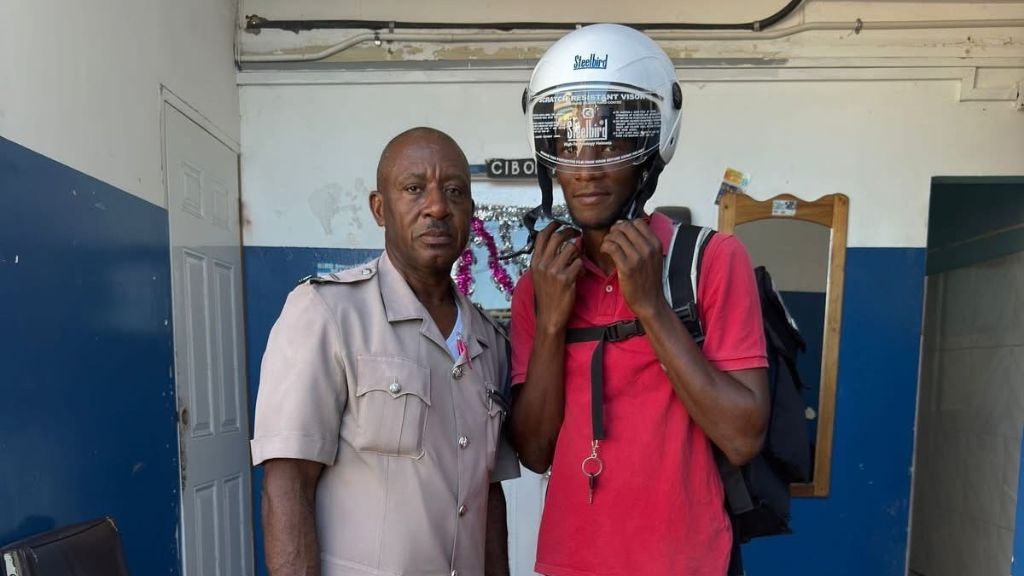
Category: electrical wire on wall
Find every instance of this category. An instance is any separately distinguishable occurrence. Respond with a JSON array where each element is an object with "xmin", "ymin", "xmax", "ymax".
[
  {"xmin": 236, "ymin": 1, "xmax": 1024, "ymax": 66},
  {"xmin": 244, "ymin": 0, "xmax": 804, "ymax": 34}
]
